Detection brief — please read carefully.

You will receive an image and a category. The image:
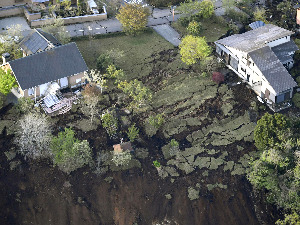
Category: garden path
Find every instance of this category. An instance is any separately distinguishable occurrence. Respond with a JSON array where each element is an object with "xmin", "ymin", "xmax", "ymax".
[{"xmin": 152, "ymin": 24, "xmax": 181, "ymax": 46}]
